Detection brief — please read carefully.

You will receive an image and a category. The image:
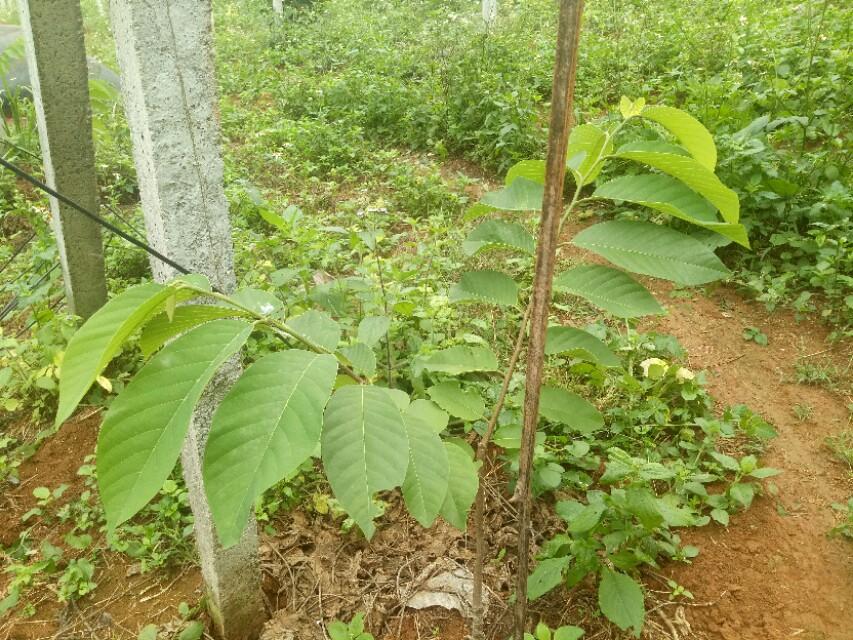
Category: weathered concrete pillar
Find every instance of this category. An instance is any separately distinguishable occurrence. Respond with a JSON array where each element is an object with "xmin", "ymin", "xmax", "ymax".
[
  {"xmin": 109, "ymin": 1, "xmax": 266, "ymax": 638},
  {"xmin": 482, "ymin": 0, "xmax": 497, "ymax": 26},
  {"xmin": 17, "ymin": 0, "xmax": 107, "ymax": 320},
  {"xmin": 272, "ymin": 0, "xmax": 283, "ymax": 16}
]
